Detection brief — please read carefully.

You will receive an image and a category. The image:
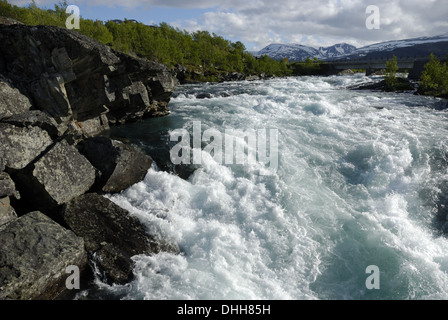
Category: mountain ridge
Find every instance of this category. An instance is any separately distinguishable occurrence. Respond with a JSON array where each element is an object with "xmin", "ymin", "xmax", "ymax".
[
  {"xmin": 256, "ymin": 42, "xmax": 356, "ymax": 61},
  {"xmin": 256, "ymin": 33, "xmax": 448, "ymax": 61}
]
